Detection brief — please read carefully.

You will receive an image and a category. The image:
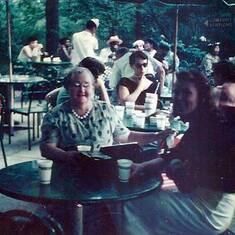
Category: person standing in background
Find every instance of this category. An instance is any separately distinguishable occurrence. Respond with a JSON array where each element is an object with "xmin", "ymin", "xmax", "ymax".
[{"xmin": 71, "ymin": 18, "xmax": 99, "ymax": 65}]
